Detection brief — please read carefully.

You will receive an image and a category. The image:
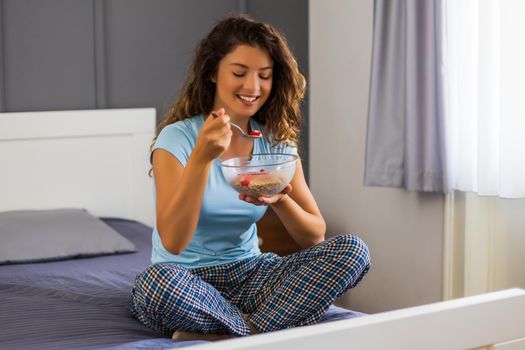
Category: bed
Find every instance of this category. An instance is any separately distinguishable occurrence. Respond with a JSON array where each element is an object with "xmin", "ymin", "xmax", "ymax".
[
  {"xmin": 1, "ymin": 108, "xmax": 524, "ymax": 350},
  {"xmin": 0, "ymin": 108, "xmax": 365, "ymax": 350}
]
